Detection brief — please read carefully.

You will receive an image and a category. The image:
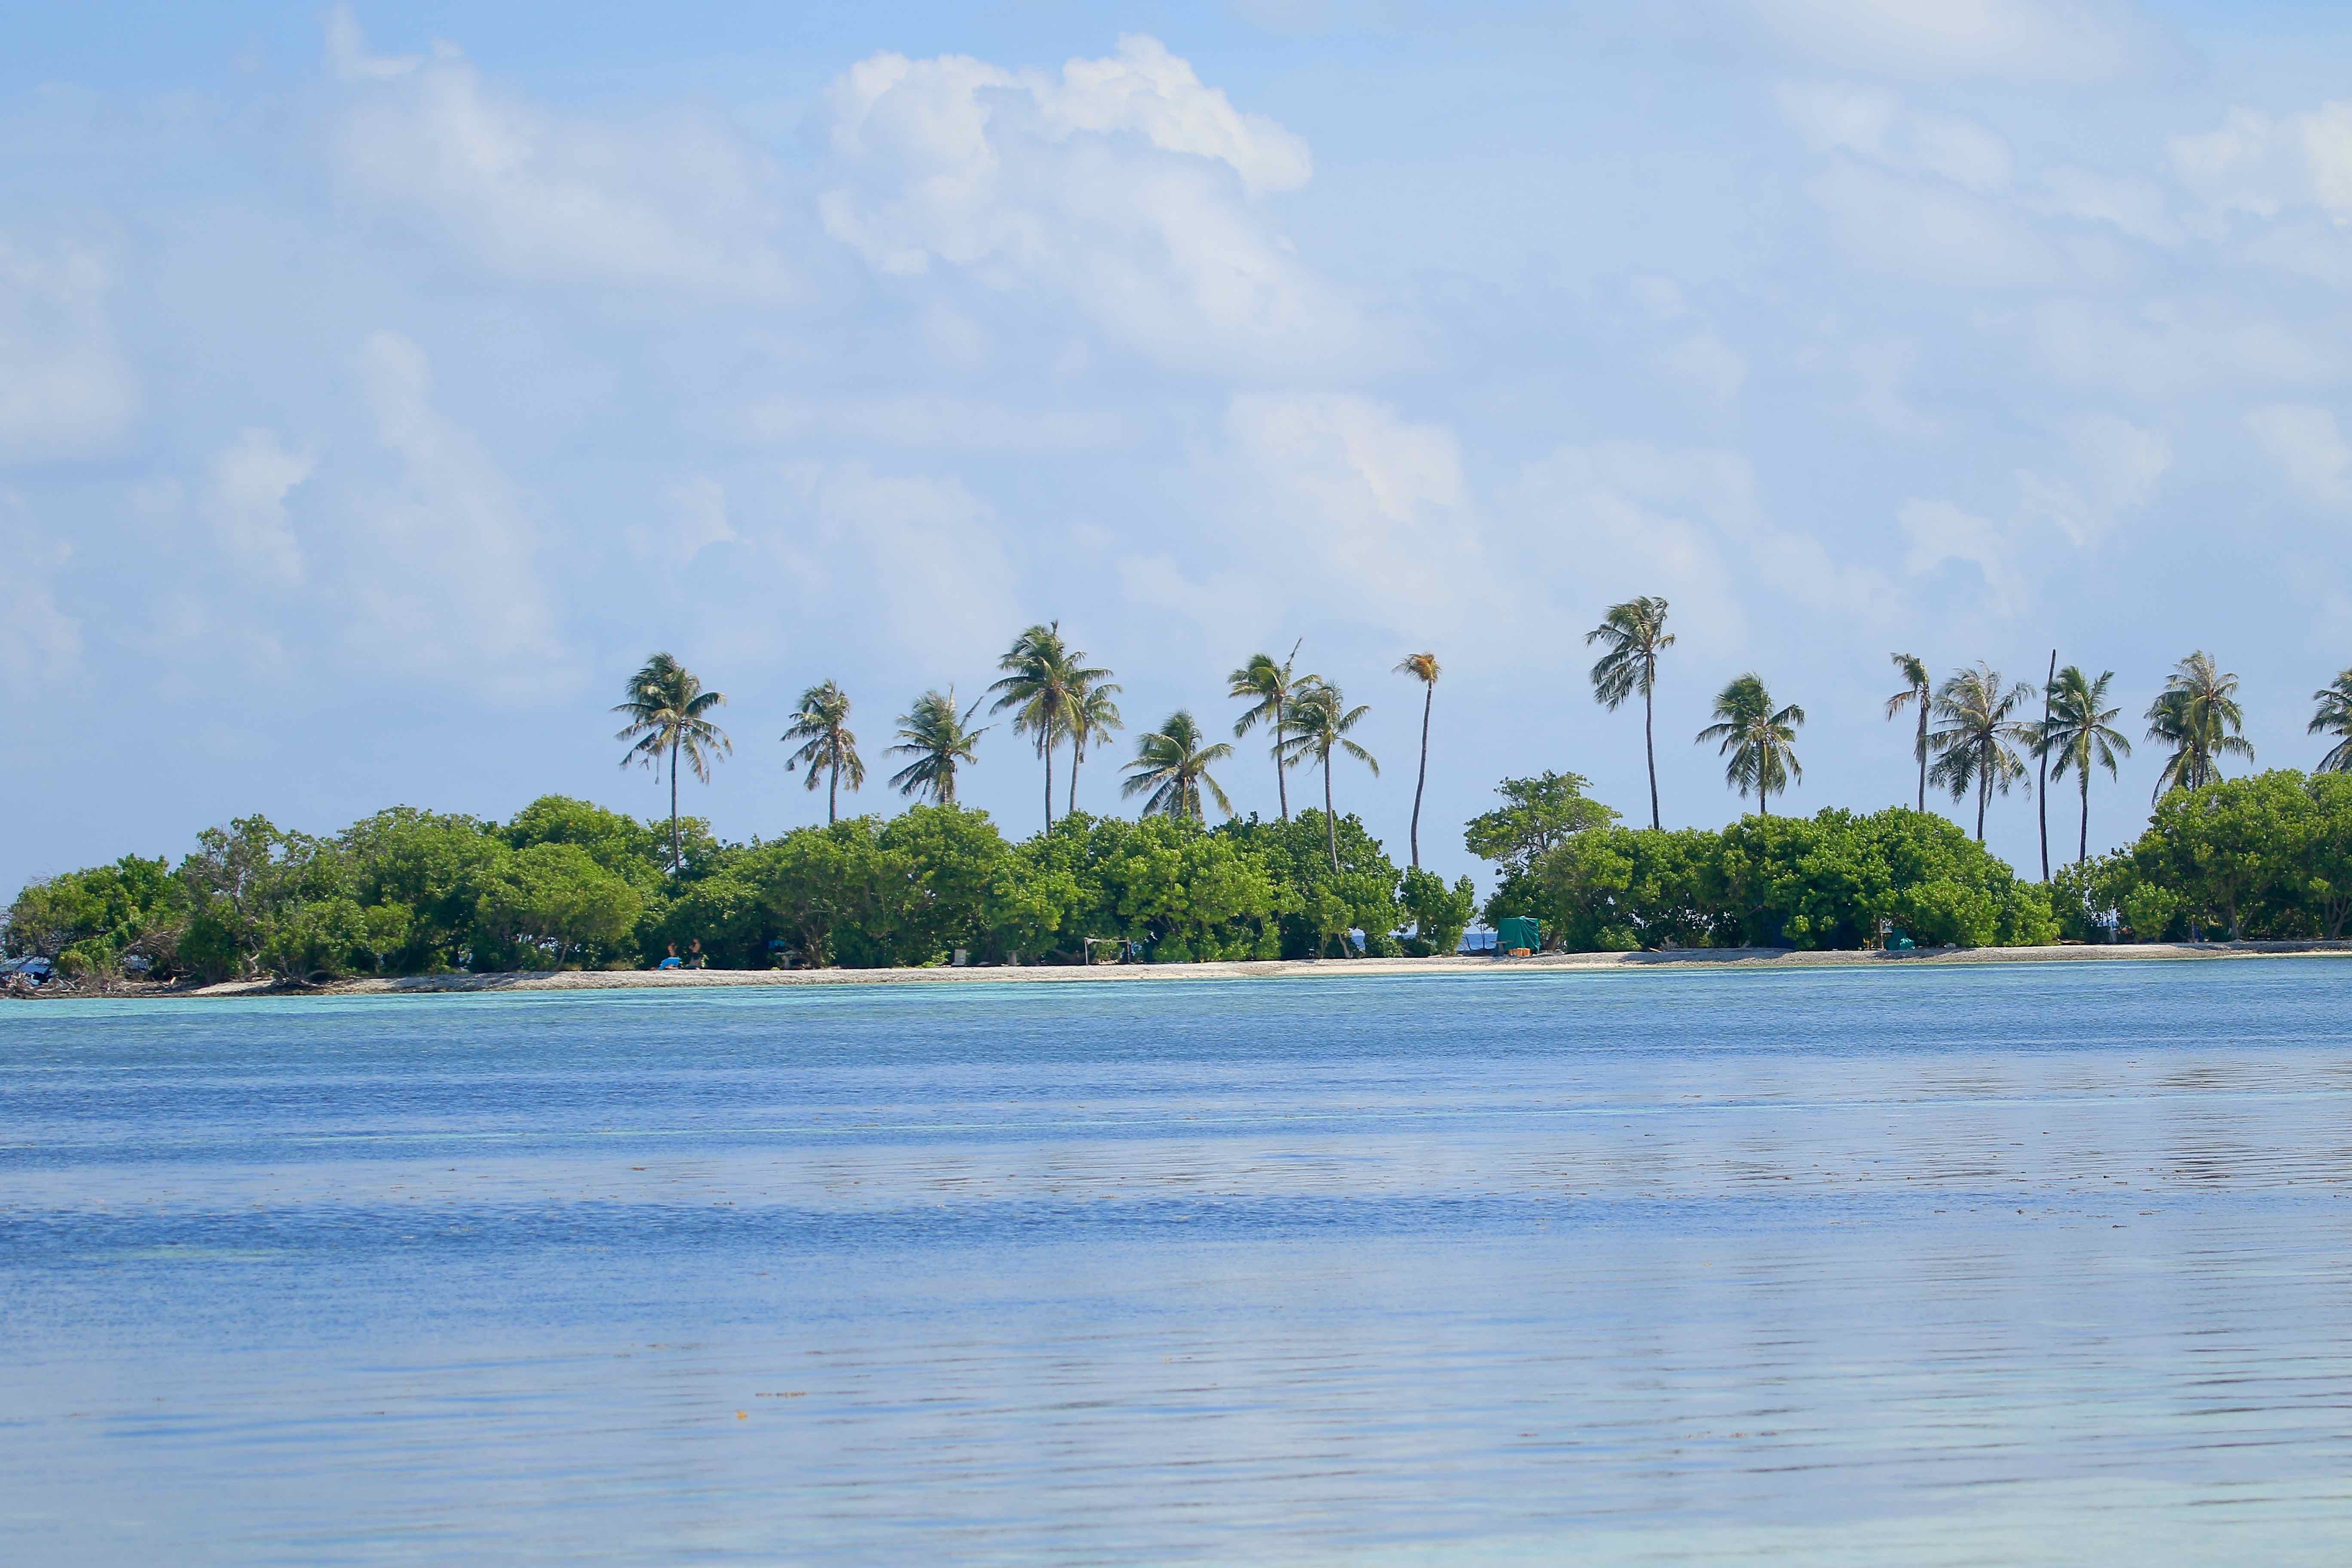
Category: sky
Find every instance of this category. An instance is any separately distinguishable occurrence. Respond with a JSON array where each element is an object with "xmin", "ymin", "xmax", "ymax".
[{"xmin": 8, "ymin": 0, "xmax": 2352, "ymax": 899}]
